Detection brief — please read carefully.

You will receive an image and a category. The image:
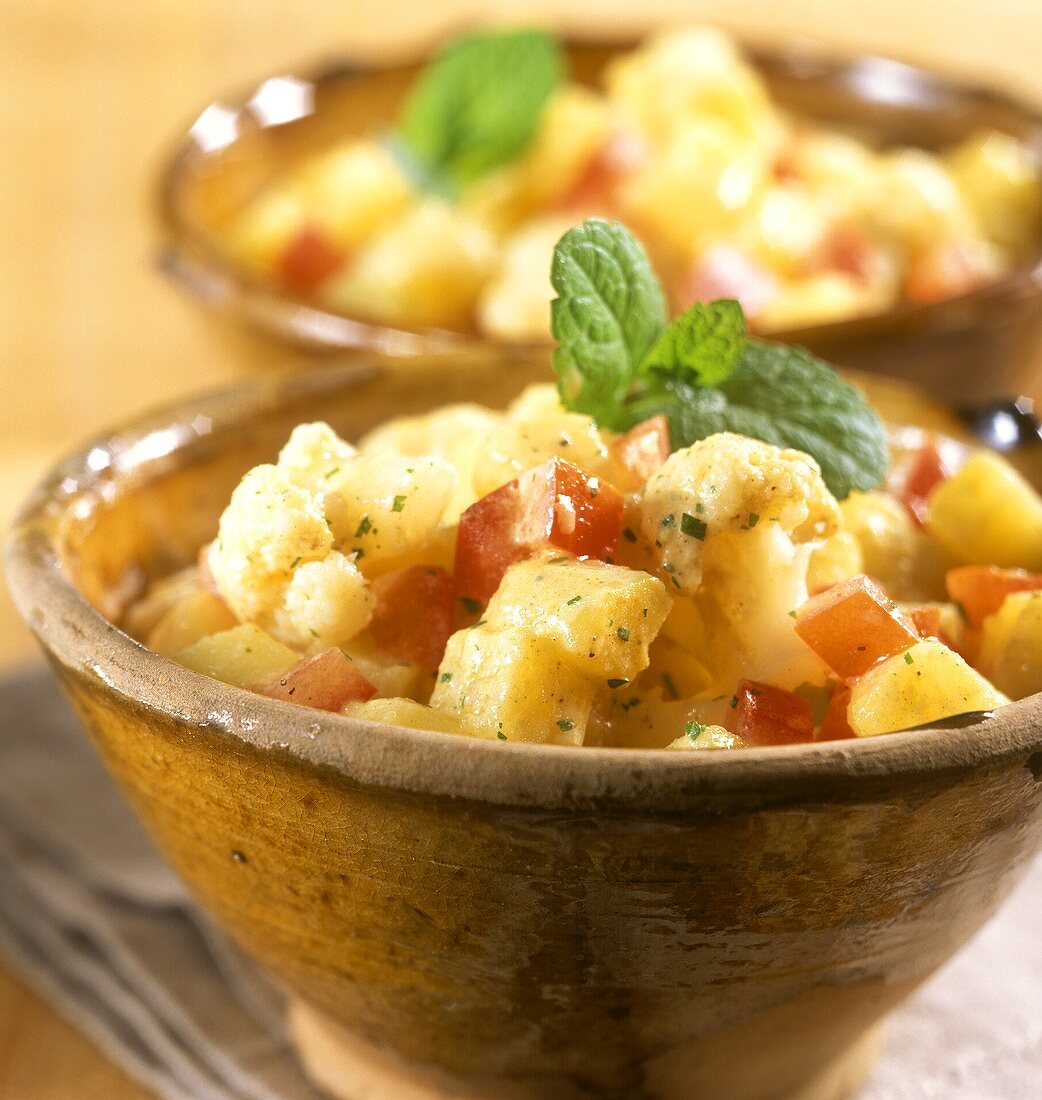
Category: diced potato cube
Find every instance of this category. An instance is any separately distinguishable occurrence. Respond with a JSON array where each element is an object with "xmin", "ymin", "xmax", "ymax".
[
  {"xmin": 947, "ymin": 130, "xmax": 1042, "ymax": 253},
  {"xmin": 324, "ymin": 453, "xmax": 457, "ymax": 572},
  {"xmin": 978, "ymin": 591, "xmax": 1042, "ymax": 699},
  {"xmin": 639, "ymin": 637, "xmax": 714, "ymax": 699},
  {"xmin": 431, "ymin": 626, "xmax": 597, "ymax": 745},
  {"xmin": 488, "ymin": 555, "xmax": 671, "ymax": 681},
  {"xmin": 328, "ymin": 199, "xmax": 495, "ymax": 329},
  {"xmin": 666, "ymin": 724, "xmax": 745, "ymax": 750},
  {"xmin": 926, "ymin": 451, "xmax": 1042, "ymax": 570},
  {"xmin": 847, "ymin": 639, "xmax": 1008, "ymax": 736},
  {"xmin": 756, "ymin": 272, "xmax": 885, "ymax": 331},
  {"xmin": 359, "ymin": 403, "xmax": 503, "ymax": 522},
  {"xmin": 346, "ymin": 697, "xmax": 464, "ymax": 735},
  {"xmin": 146, "ymin": 591, "xmax": 238, "ymax": 658},
  {"xmin": 869, "ymin": 150, "xmax": 978, "ymax": 252},
  {"xmin": 807, "ymin": 530, "xmax": 863, "ymax": 594},
  {"xmin": 123, "ymin": 566, "xmax": 200, "ymax": 640},
  {"xmin": 175, "ymin": 624, "xmax": 297, "ymax": 689},
  {"xmin": 227, "ymin": 189, "xmax": 308, "ymax": 273},
  {"xmin": 340, "ymin": 634, "xmax": 431, "ymax": 700},
  {"xmin": 840, "ymin": 491, "xmax": 946, "ymax": 601}
]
